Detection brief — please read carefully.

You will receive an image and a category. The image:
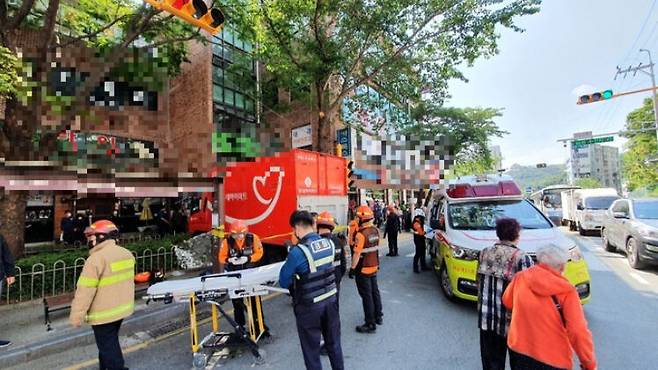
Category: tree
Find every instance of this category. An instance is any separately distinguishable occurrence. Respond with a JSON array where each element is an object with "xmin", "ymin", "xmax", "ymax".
[
  {"xmin": 0, "ymin": 0, "xmax": 206, "ymax": 256},
  {"xmin": 403, "ymin": 104, "xmax": 507, "ymax": 176},
  {"xmin": 622, "ymin": 98, "xmax": 658, "ymax": 192},
  {"xmin": 575, "ymin": 177, "xmax": 601, "ymax": 189},
  {"xmin": 225, "ymin": 0, "xmax": 541, "ymax": 153}
]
